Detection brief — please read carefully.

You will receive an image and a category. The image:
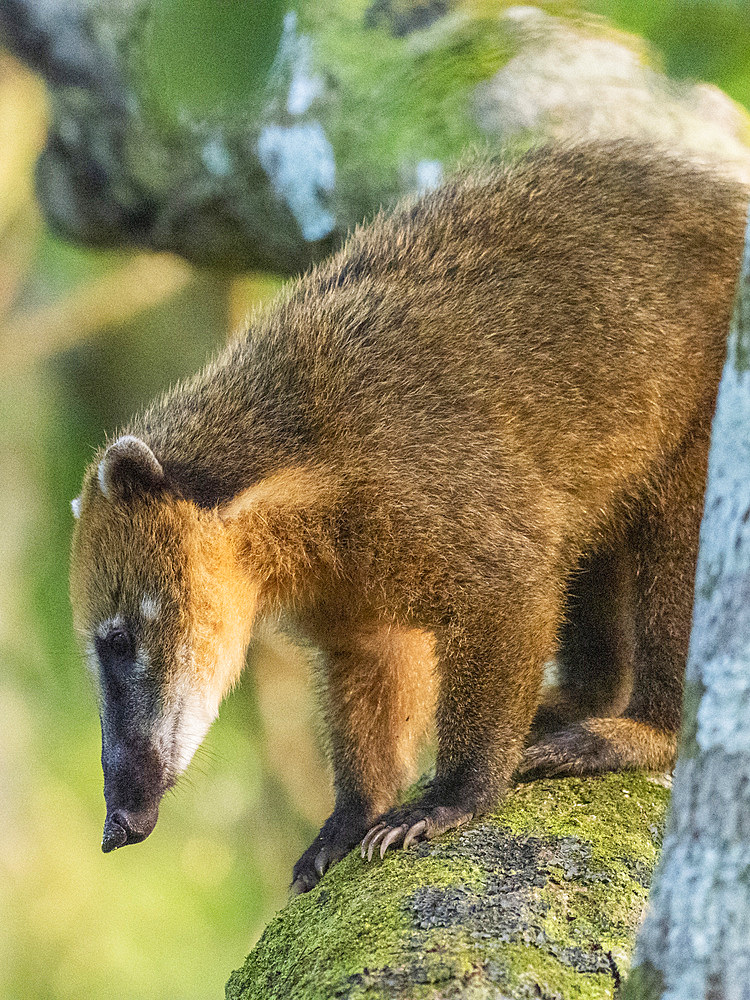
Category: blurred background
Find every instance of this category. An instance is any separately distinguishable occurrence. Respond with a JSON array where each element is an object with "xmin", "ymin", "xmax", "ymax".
[{"xmin": 1, "ymin": 2, "xmax": 749, "ymax": 998}]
